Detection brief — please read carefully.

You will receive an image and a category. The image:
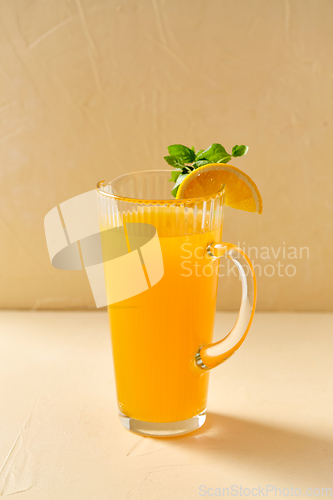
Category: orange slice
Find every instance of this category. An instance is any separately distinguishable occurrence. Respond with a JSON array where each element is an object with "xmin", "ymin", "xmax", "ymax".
[{"xmin": 176, "ymin": 163, "xmax": 263, "ymax": 214}]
